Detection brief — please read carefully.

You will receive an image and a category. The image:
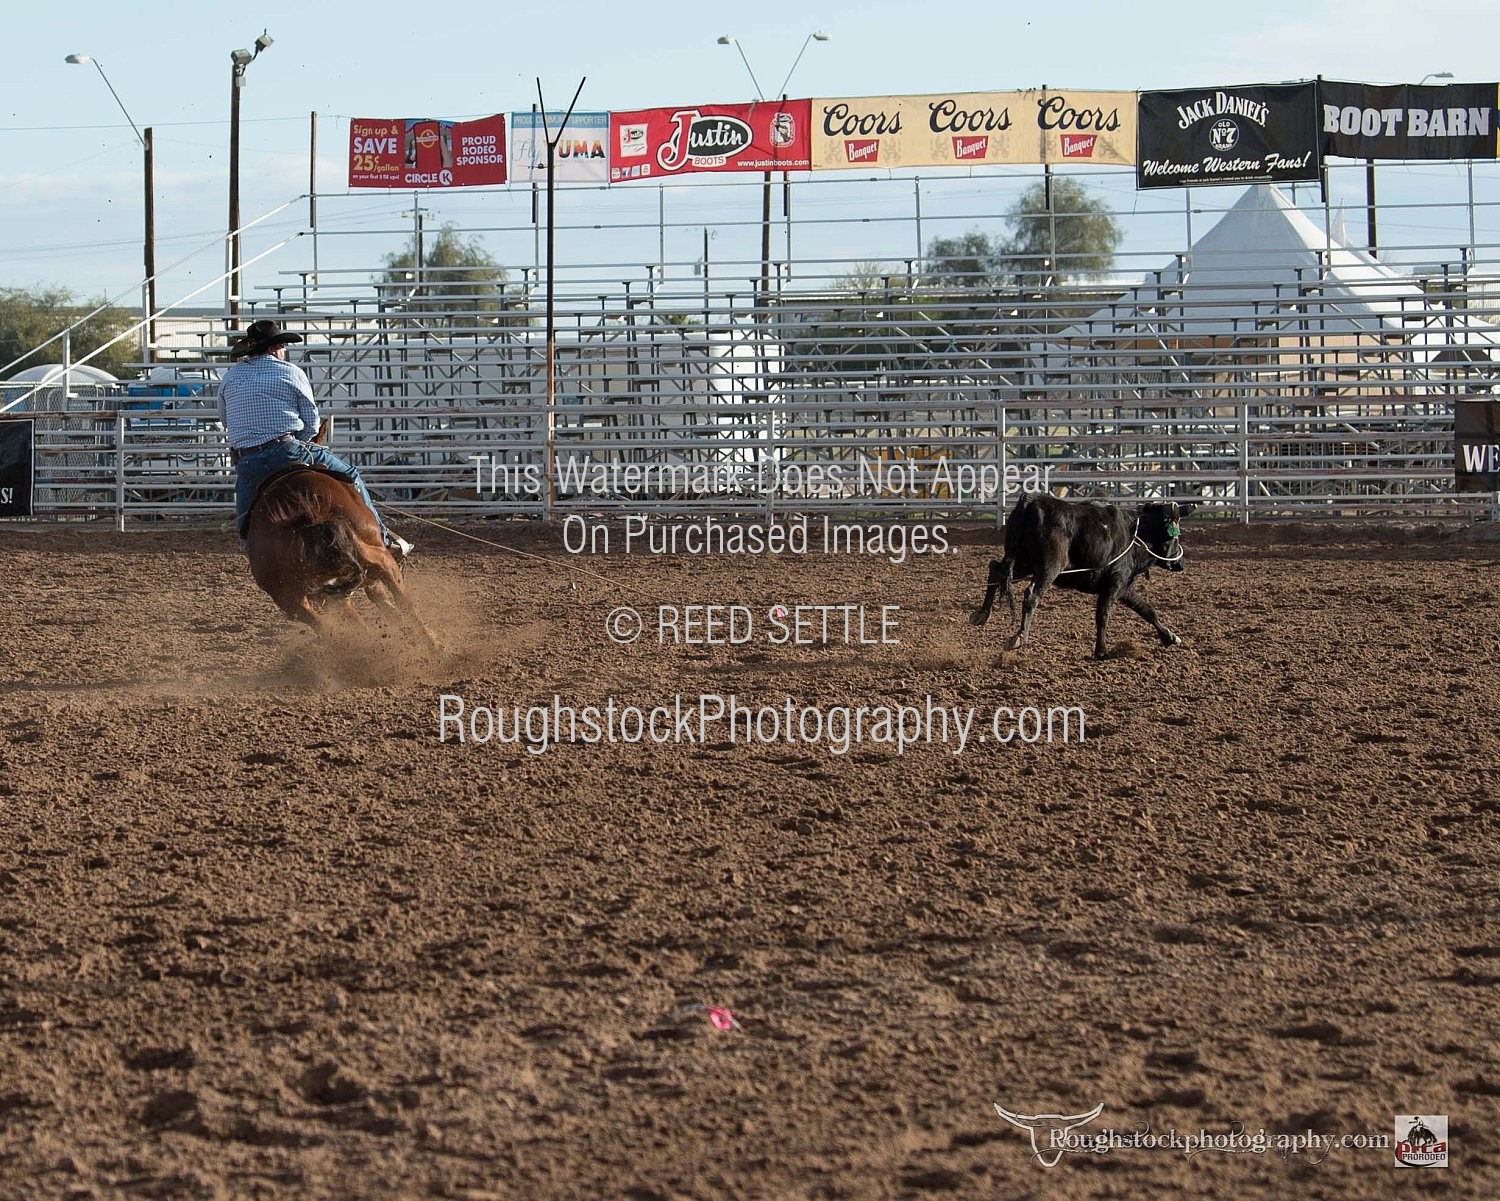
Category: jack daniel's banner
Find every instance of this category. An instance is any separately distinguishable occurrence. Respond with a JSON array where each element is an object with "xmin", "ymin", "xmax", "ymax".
[
  {"xmin": 1320, "ymin": 80, "xmax": 1497, "ymax": 159},
  {"xmin": 0, "ymin": 419, "xmax": 34, "ymax": 517},
  {"xmin": 1137, "ymin": 82, "xmax": 1320, "ymax": 188}
]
